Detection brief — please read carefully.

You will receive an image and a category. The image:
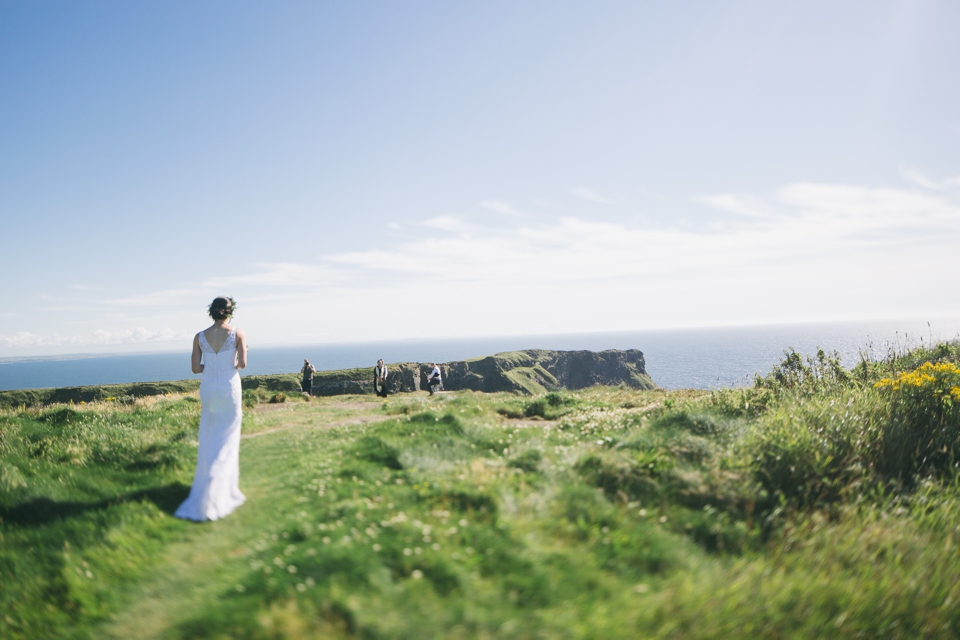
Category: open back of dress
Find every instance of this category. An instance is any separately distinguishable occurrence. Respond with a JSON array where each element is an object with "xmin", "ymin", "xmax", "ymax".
[{"xmin": 174, "ymin": 329, "xmax": 246, "ymax": 522}]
